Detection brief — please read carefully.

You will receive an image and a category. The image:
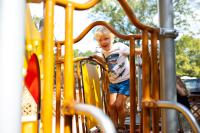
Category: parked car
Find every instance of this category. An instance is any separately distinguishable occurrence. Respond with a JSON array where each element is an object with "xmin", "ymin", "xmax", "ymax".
[{"xmin": 183, "ymin": 78, "xmax": 200, "ymax": 94}]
